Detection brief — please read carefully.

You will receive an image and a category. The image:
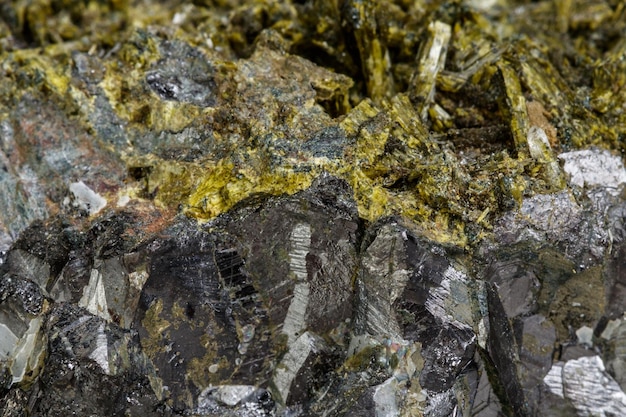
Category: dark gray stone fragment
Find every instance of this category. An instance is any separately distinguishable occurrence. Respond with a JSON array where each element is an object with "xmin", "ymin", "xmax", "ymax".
[
  {"xmin": 44, "ymin": 212, "xmax": 152, "ymax": 325},
  {"xmin": 605, "ymin": 242, "xmax": 626, "ymax": 320},
  {"xmin": 515, "ymin": 314, "xmax": 556, "ymax": 407},
  {"xmin": 301, "ymin": 126, "xmax": 348, "ymax": 159},
  {"xmin": 275, "ymin": 332, "xmax": 337, "ymax": 406},
  {"xmin": 343, "ymin": 387, "xmax": 376, "ymax": 417},
  {"xmin": 305, "ymin": 342, "xmax": 391, "ymax": 417},
  {"xmin": 417, "ymin": 325, "xmax": 475, "ymax": 393},
  {"xmin": 350, "ymin": 219, "xmax": 479, "ymax": 415},
  {"xmin": 222, "ymin": 173, "xmax": 359, "ymax": 344},
  {"xmin": 604, "ymin": 319, "xmax": 626, "ymax": 392},
  {"xmin": 471, "ymin": 352, "xmax": 504, "ymax": 417},
  {"xmin": 484, "ymin": 245, "xmax": 540, "ymax": 318},
  {"xmin": 0, "ymin": 271, "xmax": 46, "ymax": 387},
  {"xmin": 4, "ymin": 250, "xmax": 50, "ymax": 291},
  {"xmin": 50, "ymin": 249, "xmax": 93, "ymax": 303},
  {"xmin": 485, "ymin": 283, "xmax": 529, "ymax": 416},
  {"xmin": 9, "ymin": 218, "xmax": 79, "ymax": 280},
  {"xmin": 423, "ymin": 388, "xmax": 458, "ymax": 417},
  {"xmin": 133, "ymin": 174, "xmax": 360, "ymax": 412},
  {"xmin": 0, "ymin": 275, "xmax": 43, "ymax": 316},
  {"xmin": 146, "ymin": 41, "xmax": 217, "ymax": 107},
  {"xmin": 388, "ymin": 226, "xmax": 475, "ymax": 393},
  {"xmin": 483, "ymin": 283, "xmax": 557, "ymax": 416},
  {"xmin": 224, "ymin": 174, "xmax": 360, "ymax": 410},
  {"xmin": 493, "ymin": 190, "xmax": 612, "ymax": 266},
  {"xmin": 134, "ymin": 226, "xmax": 265, "ymax": 410},
  {"xmin": 33, "ymin": 303, "xmax": 163, "ymax": 417},
  {"xmin": 353, "ymin": 221, "xmax": 415, "ymax": 340}
]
